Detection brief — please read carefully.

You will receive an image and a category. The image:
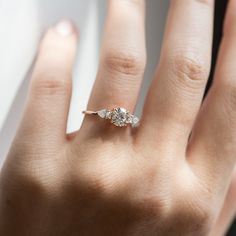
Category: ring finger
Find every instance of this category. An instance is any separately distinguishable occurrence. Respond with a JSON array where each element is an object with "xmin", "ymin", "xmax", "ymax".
[{"xmin": 81, "ymin": 0, "xmax": 146, "ymax": 133}]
